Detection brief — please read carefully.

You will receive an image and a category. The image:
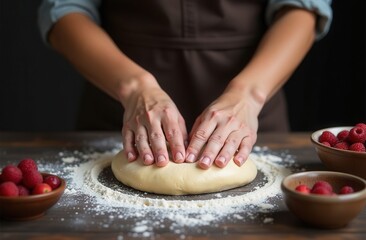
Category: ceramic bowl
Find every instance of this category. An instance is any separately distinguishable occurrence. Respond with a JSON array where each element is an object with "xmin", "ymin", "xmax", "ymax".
[
  {"xmin": 0, "ymin": 173, "xmax": 66, "ymax": 221},
  {"xmin": 281, "ymin": 171, "xmax": 366, "ymax": 229},
  {"xmin": 311, "ymin": 126, "xmax": 366, "ymax": 179}
]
